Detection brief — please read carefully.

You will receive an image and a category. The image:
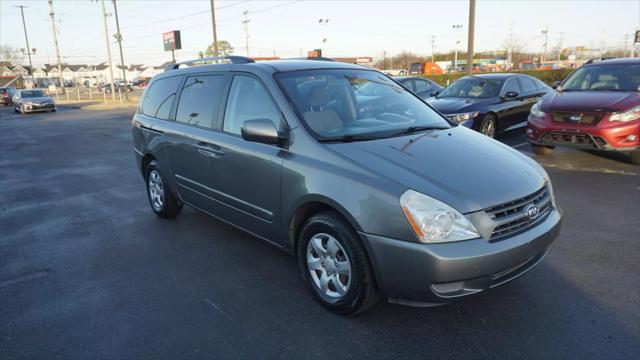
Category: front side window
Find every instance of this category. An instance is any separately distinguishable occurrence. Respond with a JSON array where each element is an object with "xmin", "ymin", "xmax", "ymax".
[
  {"xmin": 438, "ymin": 77, "xmax": 501, "ymax": 99},
  {"xmin": 414, "ymin": 79, "xmax": 431, "ymax": 93},
  {"xmin": 276, "ymin": 69, "xmax": 450, "ymax": 141},
  {"xmin": 175, "ymin": 75, "xmax": 225, "ymax": 128},
  {"xmin": 142, "ymin": 76, "xmax": 182, "ymax": 120},
  {"xmin": 502, "ymin": 78, "xmax": 521, "ymax": 95},
  {"xmin": 223, "ymin": 75, "xmax": 282, "ymax": 135},
  {"xmin": 518, "ymin": 76, "xmax": 539, "ymax": 94},
  {"xmin": 562, "ymin": 64, "xmax": 640, "ymax": 91}
]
